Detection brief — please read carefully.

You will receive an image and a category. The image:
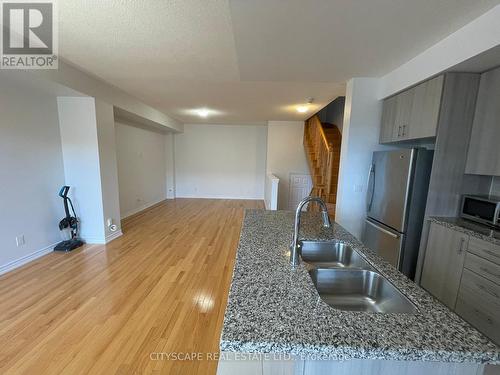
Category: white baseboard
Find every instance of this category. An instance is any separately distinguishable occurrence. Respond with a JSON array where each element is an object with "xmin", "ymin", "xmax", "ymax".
[
  {"xmin": 105, "ymin": 230, "xmax": 123, "ymax": 244},
  {"xmin": 79, "ymin": 230, "xmax": 122, "ymax": 244},
  {"xmin": 175, "ymin": 194, "xmax": 265, "ymax": 200},
  {"xmin": 81, "ymin": 235, "xmax": 107, "ymax": 244},
  {"xmin": 0, "ymin": 242, "xmax": 58, "ymax": 276},
  {"xmin": 121, "ymin": 199, "xmax": 167, "ymax": 219}
]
